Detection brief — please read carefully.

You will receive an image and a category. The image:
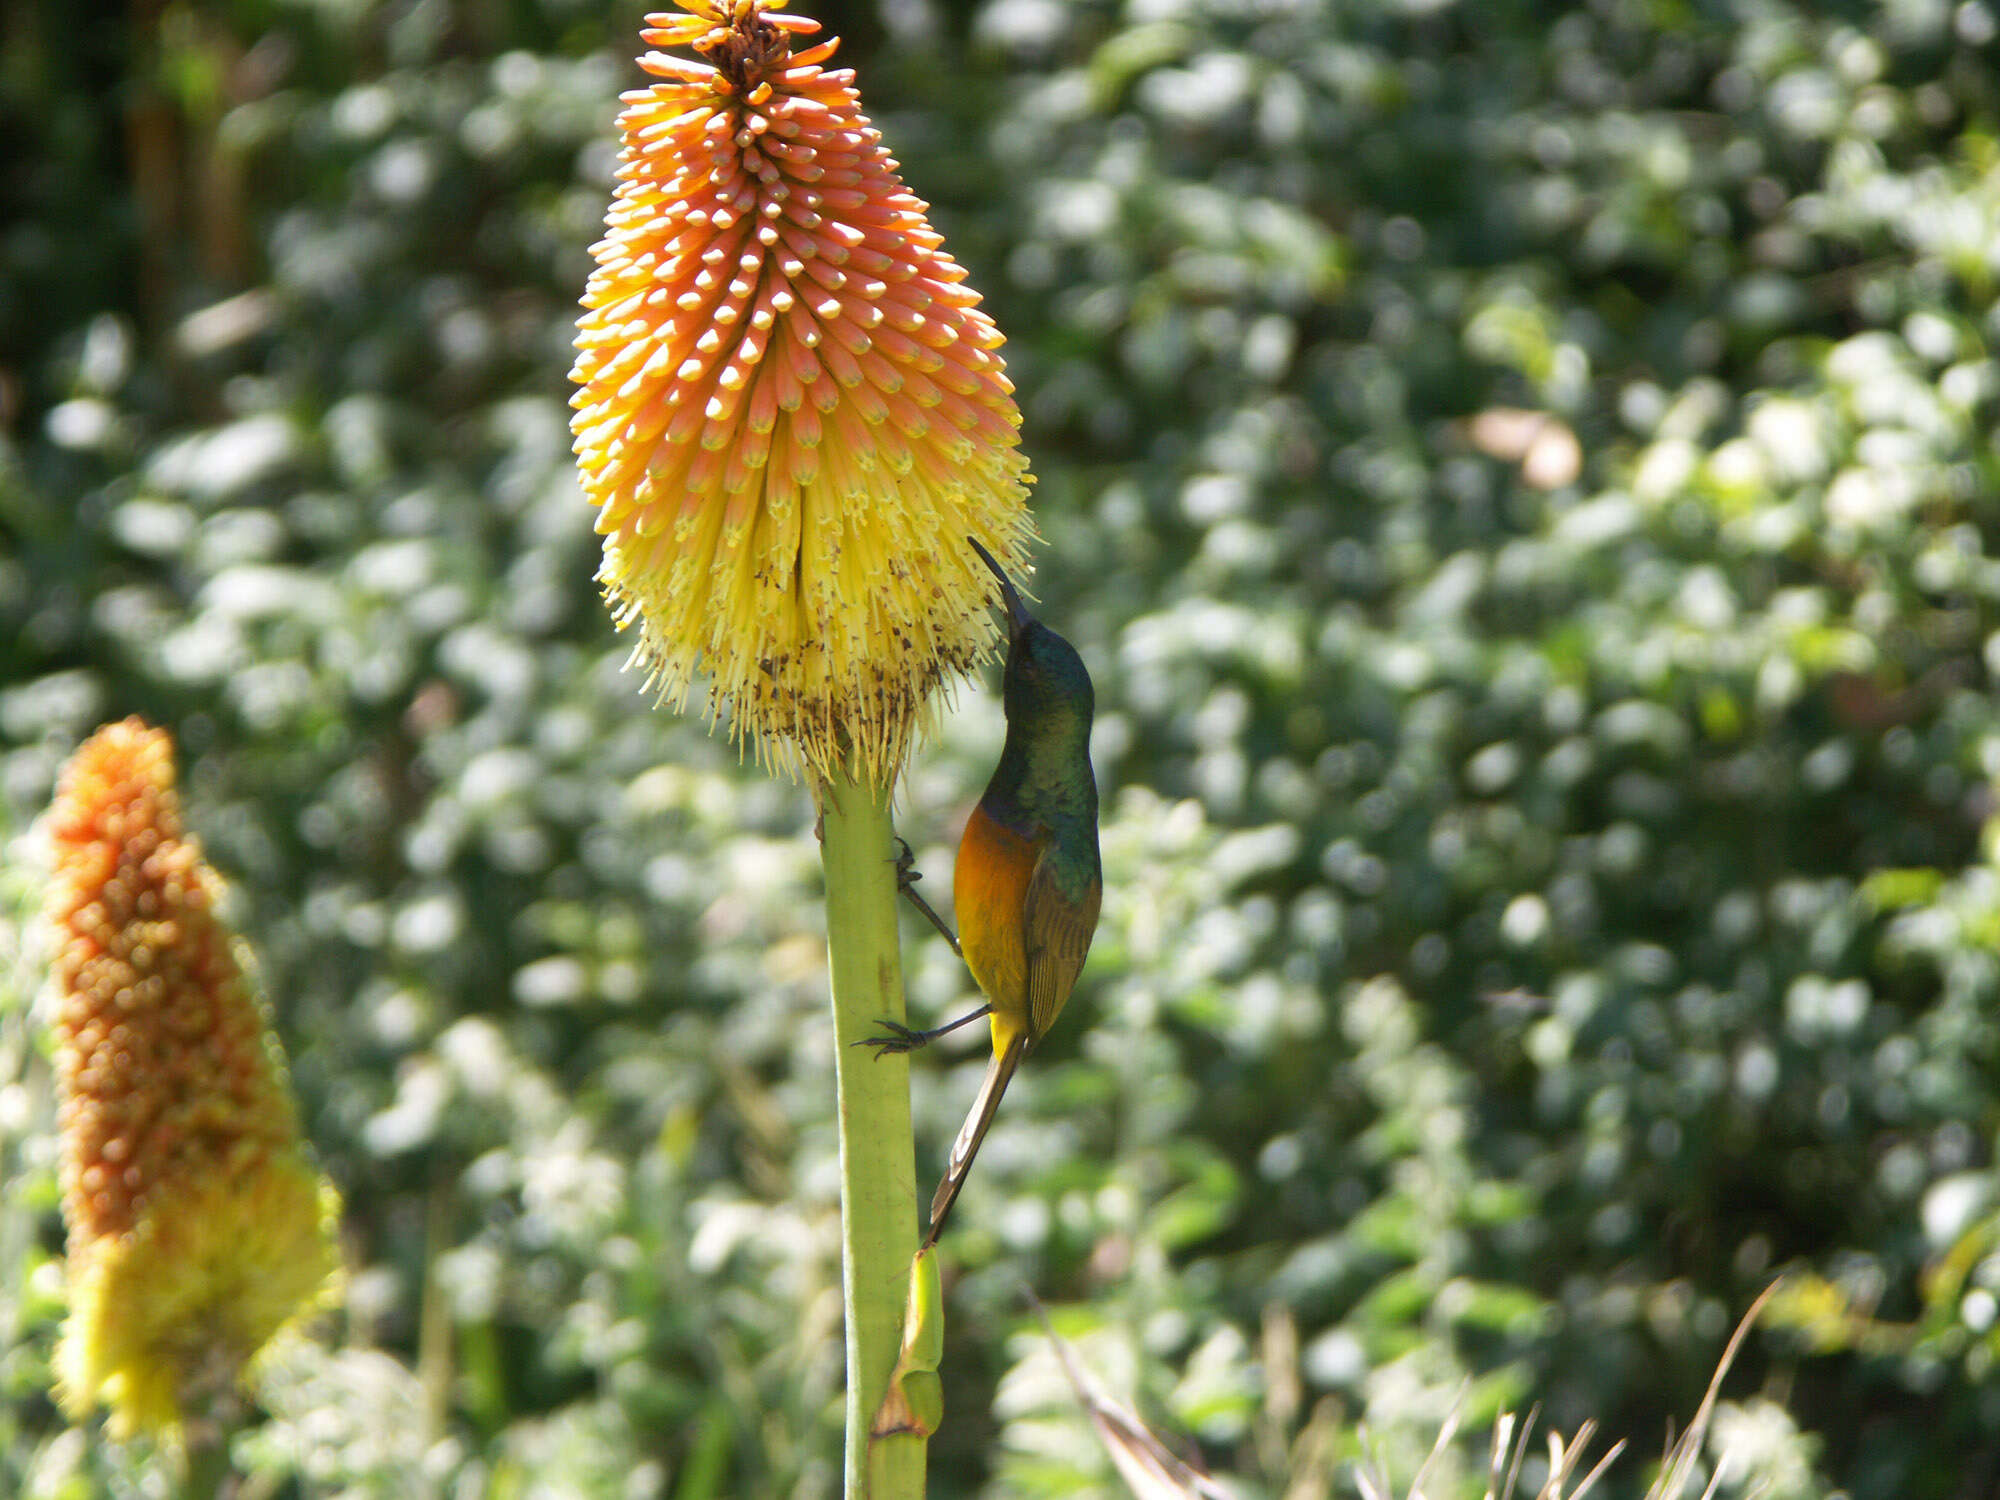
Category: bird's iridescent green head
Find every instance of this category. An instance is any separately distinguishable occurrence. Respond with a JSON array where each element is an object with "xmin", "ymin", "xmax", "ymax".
[{"xmin": 967, "ymin": 538, "xmax": 1094, "ymax": 738}]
